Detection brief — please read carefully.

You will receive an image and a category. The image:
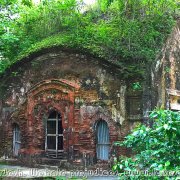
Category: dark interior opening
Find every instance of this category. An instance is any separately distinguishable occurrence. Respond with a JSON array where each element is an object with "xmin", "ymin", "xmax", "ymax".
[{"xmin": 48, "ymin": 111, "xmax": 57, "ymax": 118}]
